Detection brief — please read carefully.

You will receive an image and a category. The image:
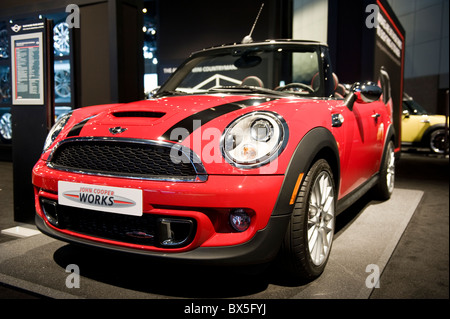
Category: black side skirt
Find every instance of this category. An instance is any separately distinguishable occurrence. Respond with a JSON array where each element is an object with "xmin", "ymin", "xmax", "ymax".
[{"xmin": 336, "ymin": 173, "xmax": 379, "ymax": 215}]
